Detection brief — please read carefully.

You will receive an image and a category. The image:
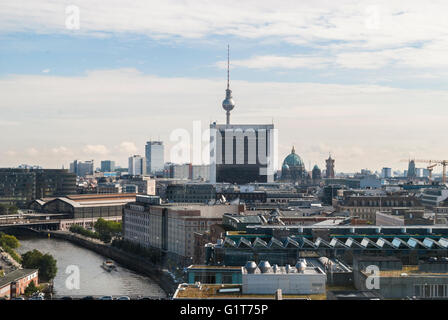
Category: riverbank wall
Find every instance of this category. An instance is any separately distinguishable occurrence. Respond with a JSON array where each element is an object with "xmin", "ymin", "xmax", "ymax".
[{"xmin": 35, "ymin": 230, "xmax": 178, "ymax": 297}]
